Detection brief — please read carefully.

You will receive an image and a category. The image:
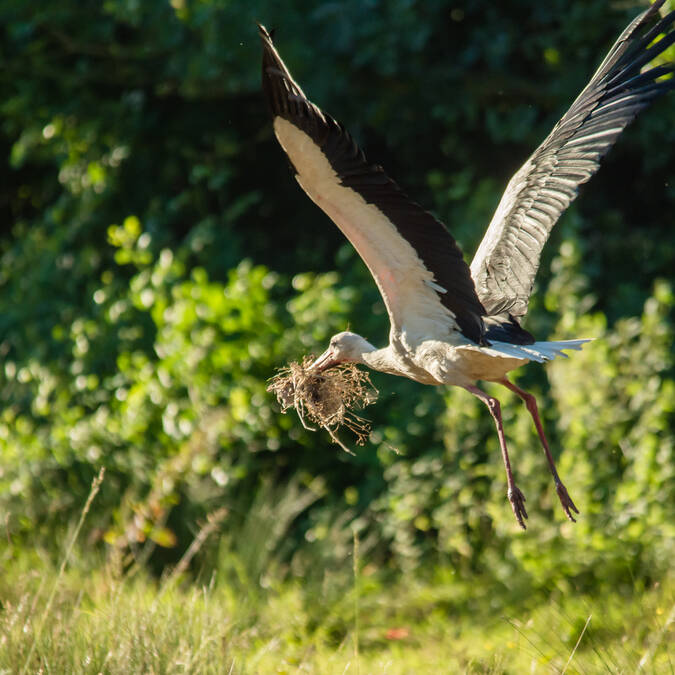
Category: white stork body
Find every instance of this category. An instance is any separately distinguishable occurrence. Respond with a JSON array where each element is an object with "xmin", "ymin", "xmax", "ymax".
[
  {"xmin": 312, "ymin": 332, "xmax": 587, "ymax": 387},
  {"xmin": 274, "ymin": 115, "xmax": 589, "ymax": 388},
  {"xmin": 259, "ymin": 2, "xmax": 674, "ymax": 528}
]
